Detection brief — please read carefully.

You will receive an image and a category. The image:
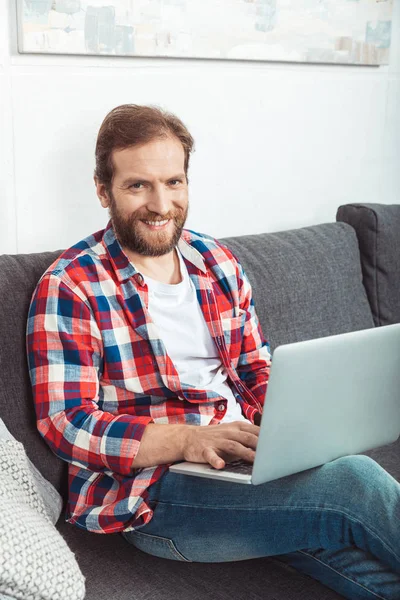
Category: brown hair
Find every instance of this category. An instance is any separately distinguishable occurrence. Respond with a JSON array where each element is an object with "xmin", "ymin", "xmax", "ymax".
[{"xmin": 95, "ymin": 104, "xmax": 195, "ymax": 190}]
